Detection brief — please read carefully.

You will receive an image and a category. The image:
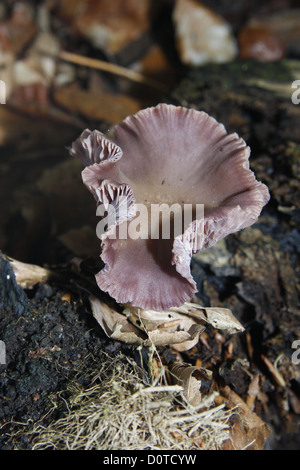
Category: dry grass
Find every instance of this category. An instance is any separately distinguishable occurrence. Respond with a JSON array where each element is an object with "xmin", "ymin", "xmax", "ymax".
[{"xmin": 31, "ymin": 353, "xmax": 234, "ymax": 450}]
